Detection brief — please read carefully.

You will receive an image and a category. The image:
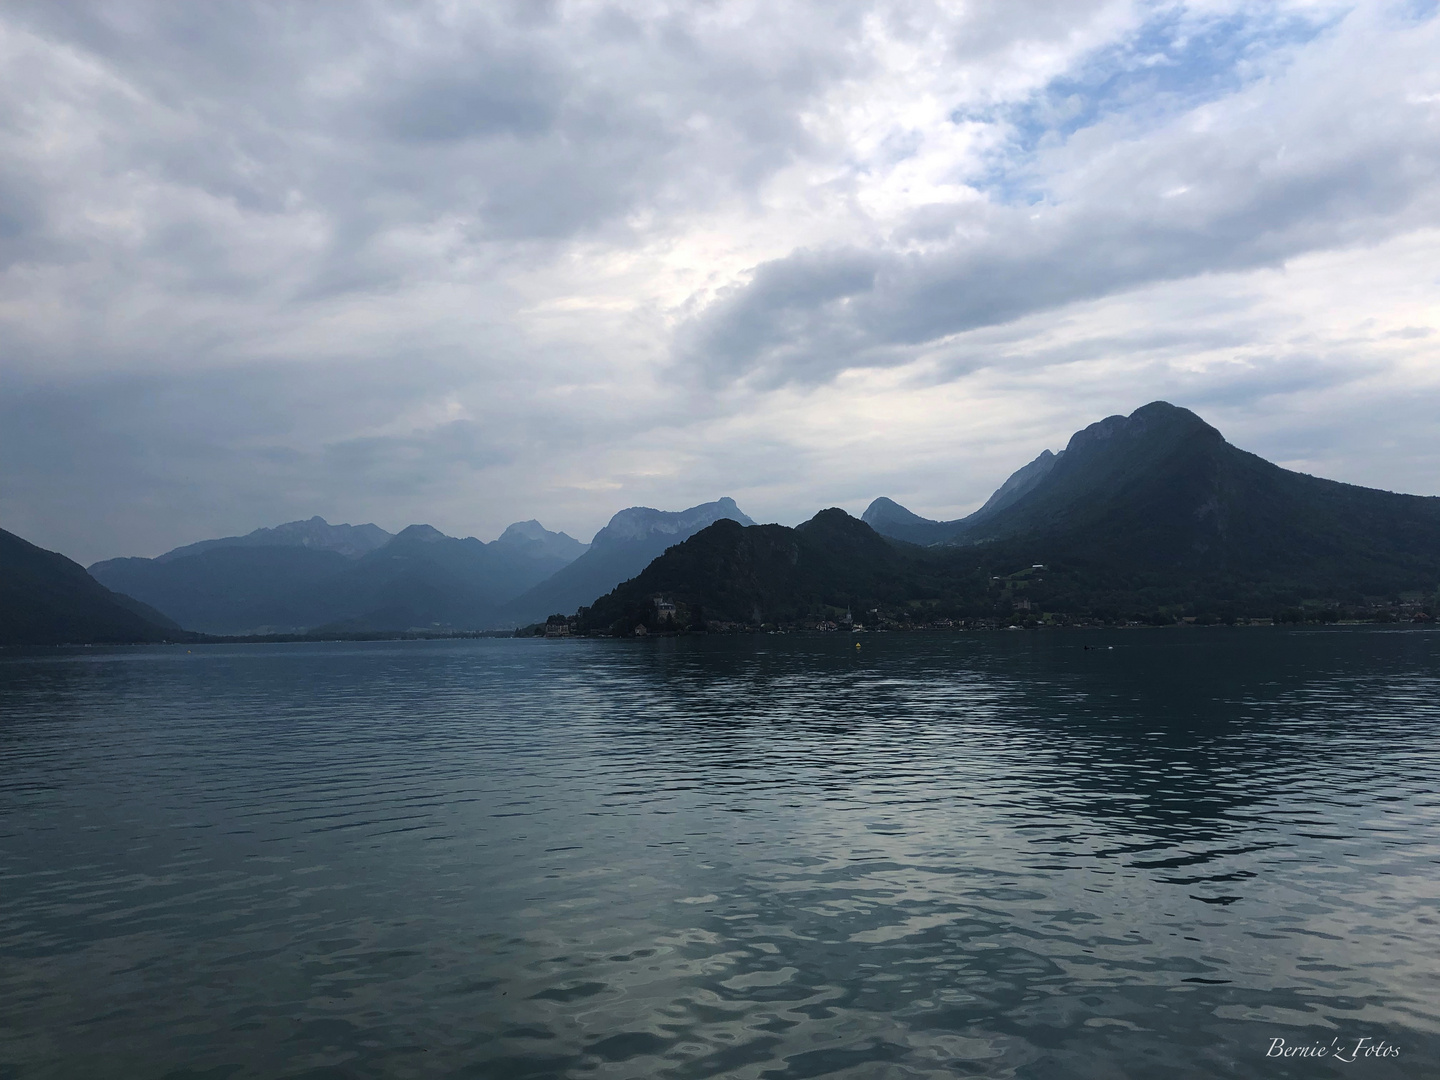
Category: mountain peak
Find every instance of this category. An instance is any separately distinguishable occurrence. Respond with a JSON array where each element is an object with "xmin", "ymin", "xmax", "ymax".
[
  {"xmin": 395, "ymin": 524, "xmax": 448, "ymax": 543},
  {"xmin": 578, "ymin": 507, "xmax": 898, "ymax": 632},
  {"xmin": 593, "ymin": 498, "xmax": 756, "ymax": 546},
  {"xmin": 863, "ymin": 403, "xmax": 1225, "ymax": 549},
  {"xmin": 495, "ymin": 519, "xmax": 589, "ymax": 562},
  {"xmin": 862, "ymin": 497, "xmax": 938, "ymax": 529},
  {"xmin": 497, "ymin": 519, "xmax": 548, "ymax": 543},
  {"xmin": 1065, "ymin": 402, "xmax": 1218, "ymax": 457},
  {"xmin": 798, "ymin": 507, "xmax": 872, "ymax": 536},
  {"xmin": 798, "ymin": 507, "xmax": 895, "ymax": 555}
]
